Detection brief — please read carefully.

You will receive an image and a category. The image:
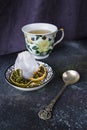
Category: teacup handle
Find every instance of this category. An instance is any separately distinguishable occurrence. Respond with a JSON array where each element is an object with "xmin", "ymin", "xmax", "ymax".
[{"xmin": 54, "ymin": 28, "xmax": 64, "ymax": 47}]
